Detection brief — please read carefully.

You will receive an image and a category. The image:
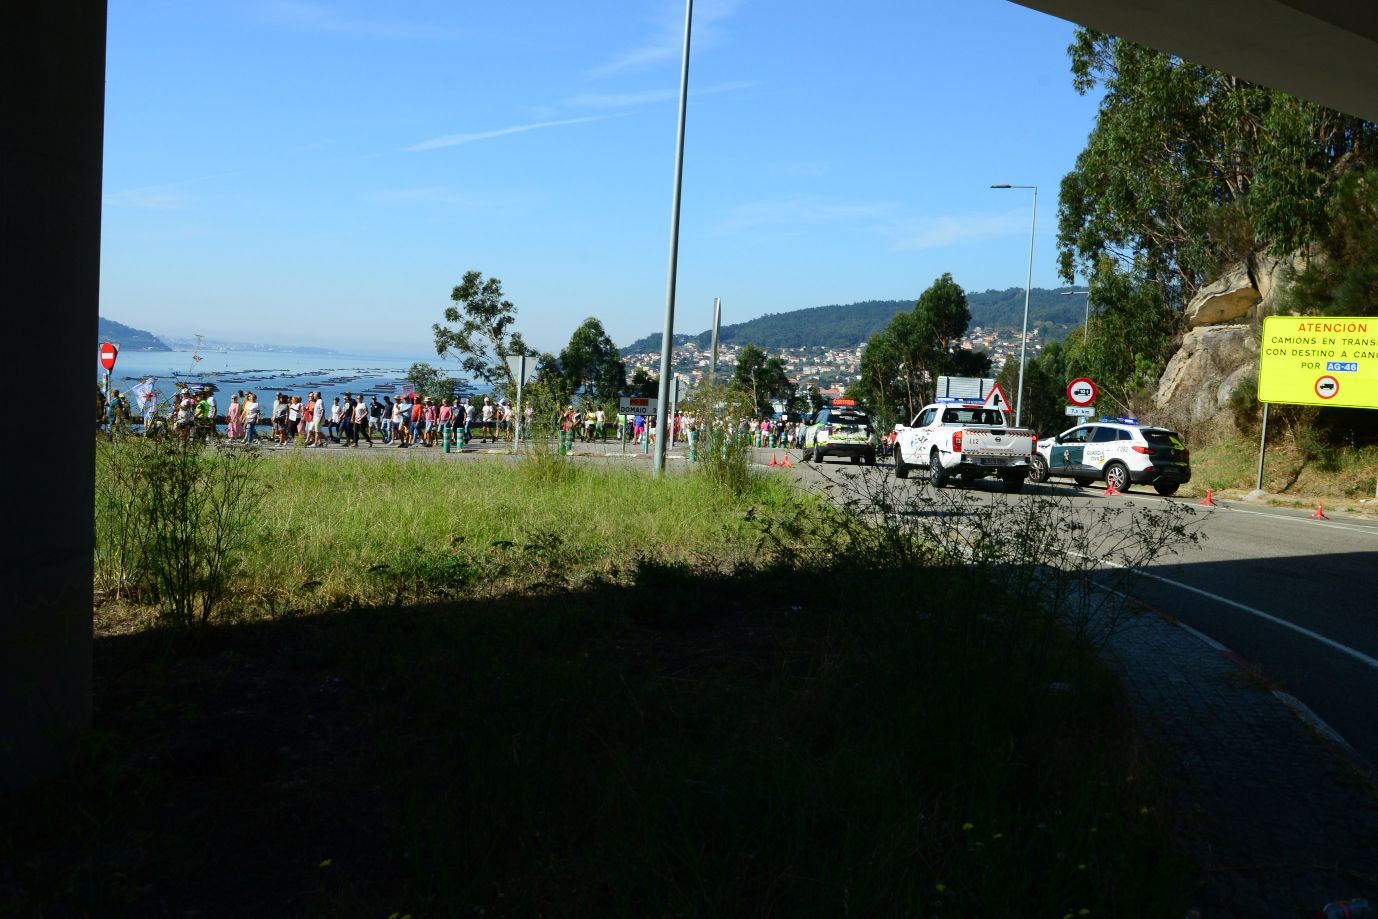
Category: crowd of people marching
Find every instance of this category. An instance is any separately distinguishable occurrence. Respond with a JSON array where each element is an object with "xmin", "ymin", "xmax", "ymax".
[{"xmin": 100, "ymin": 384, "xmax": 811, "ymax": 452}]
